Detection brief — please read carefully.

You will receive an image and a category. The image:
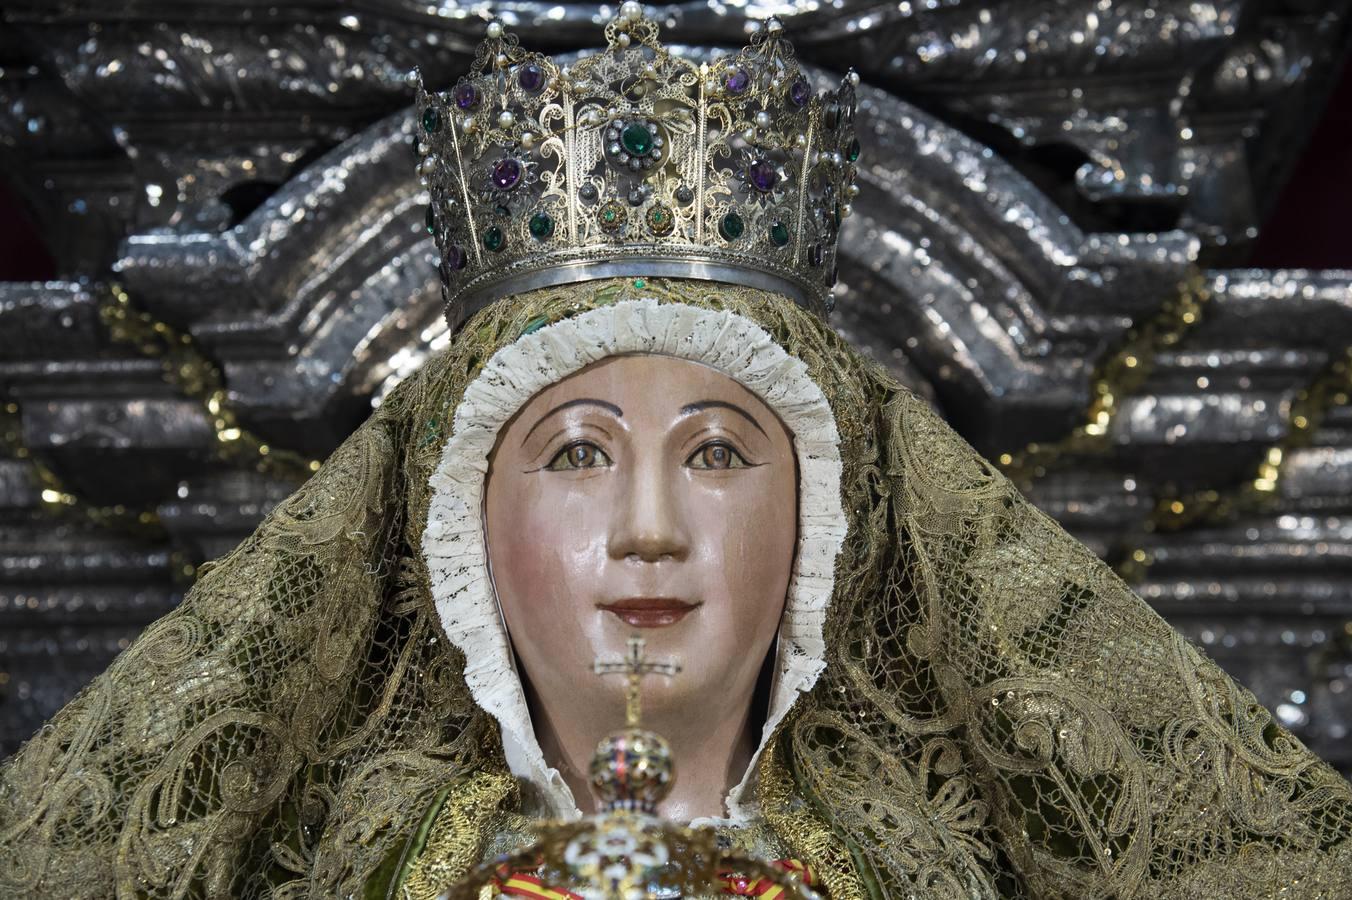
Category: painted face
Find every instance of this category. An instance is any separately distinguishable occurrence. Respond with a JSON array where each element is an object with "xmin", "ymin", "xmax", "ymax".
[{"xmin": 484, "ymin": 354, "xmax": 798, "ymax": 729}]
